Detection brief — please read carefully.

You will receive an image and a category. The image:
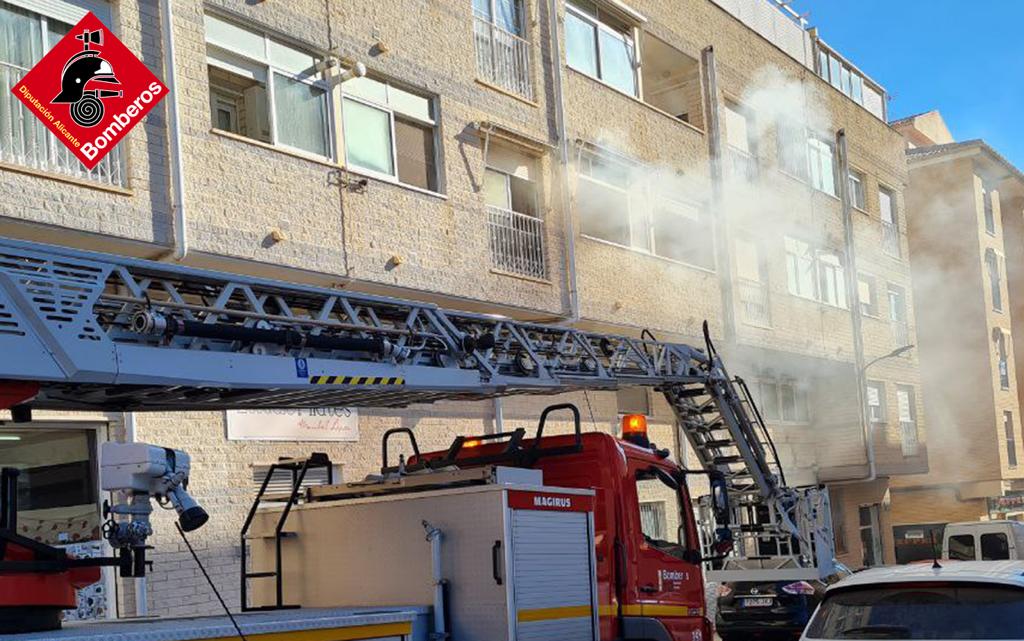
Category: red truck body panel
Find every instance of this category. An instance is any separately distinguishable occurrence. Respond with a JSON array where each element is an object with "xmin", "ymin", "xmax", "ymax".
[{"xmin": 416, "ymin": 431, "xmax": 710, "ymax": 641}]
